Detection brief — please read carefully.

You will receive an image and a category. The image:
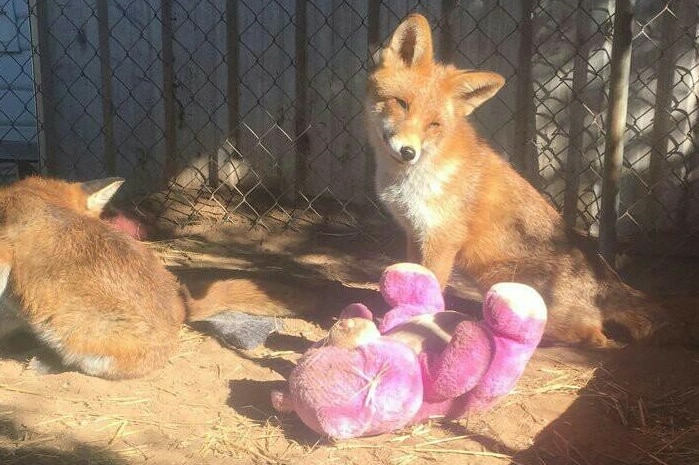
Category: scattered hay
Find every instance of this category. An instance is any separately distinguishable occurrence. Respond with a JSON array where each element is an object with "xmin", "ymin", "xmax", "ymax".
[{"xmin": 1, "ymin": 227, "xmax": 697, "ymax": 465}]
